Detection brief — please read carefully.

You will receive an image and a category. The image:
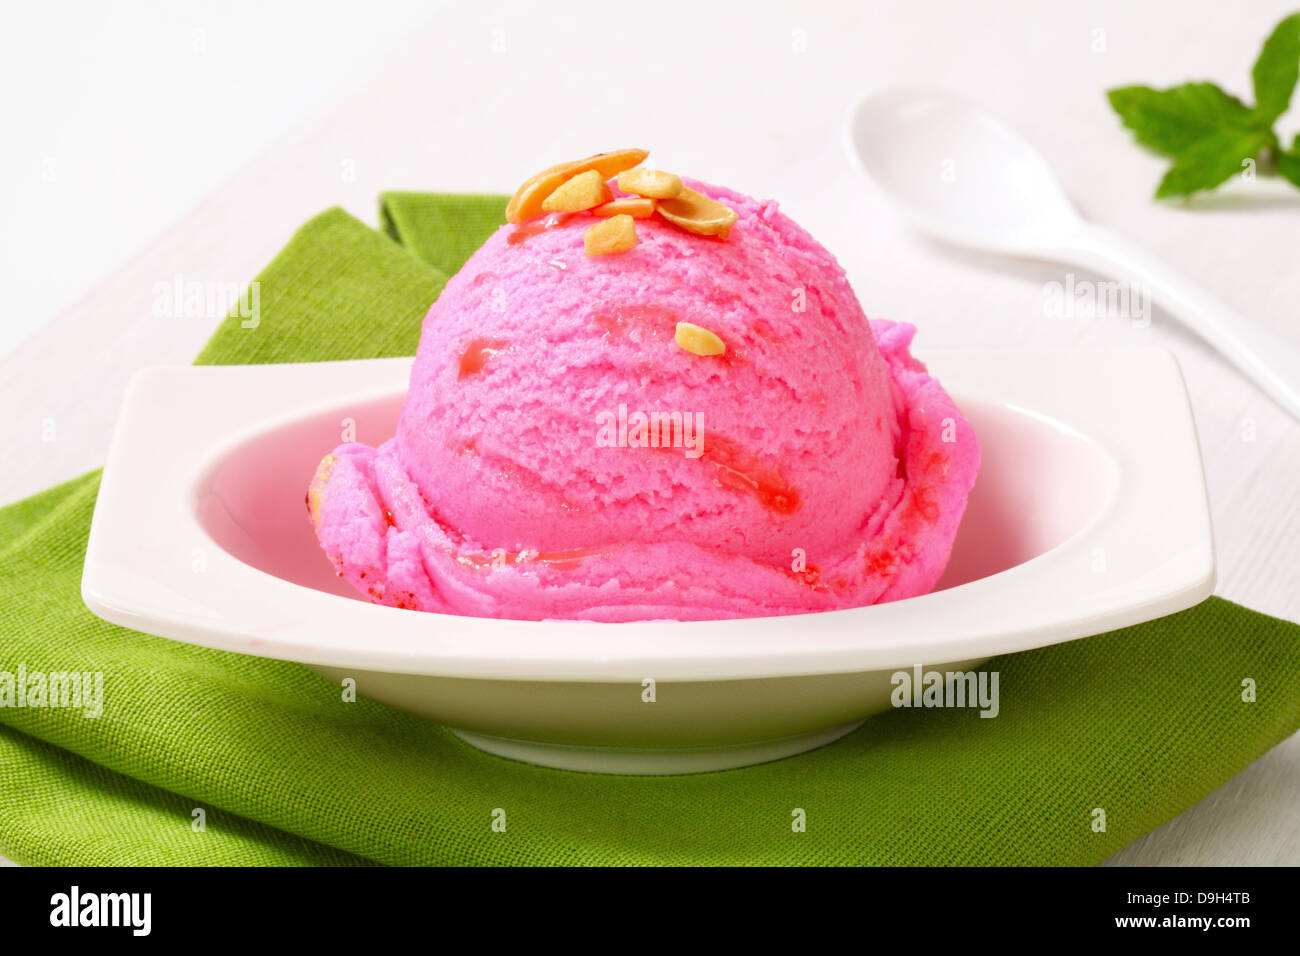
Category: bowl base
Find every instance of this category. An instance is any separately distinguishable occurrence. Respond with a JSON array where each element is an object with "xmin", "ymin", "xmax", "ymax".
[{"xmin": 449, "ymin": 720, "xmax": 866, "ymax": 775}]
